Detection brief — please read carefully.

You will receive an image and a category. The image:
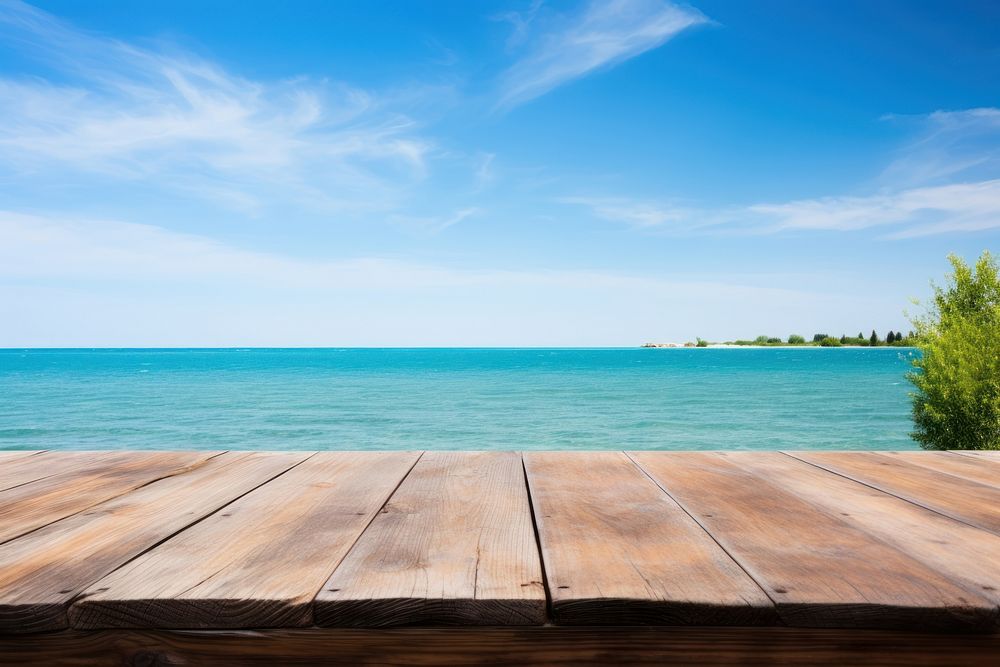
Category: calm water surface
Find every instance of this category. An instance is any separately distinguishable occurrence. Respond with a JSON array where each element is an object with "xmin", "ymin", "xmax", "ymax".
[{"xmin": 0, "ymin": 348, "xmax": 919, "ymax": 450}]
